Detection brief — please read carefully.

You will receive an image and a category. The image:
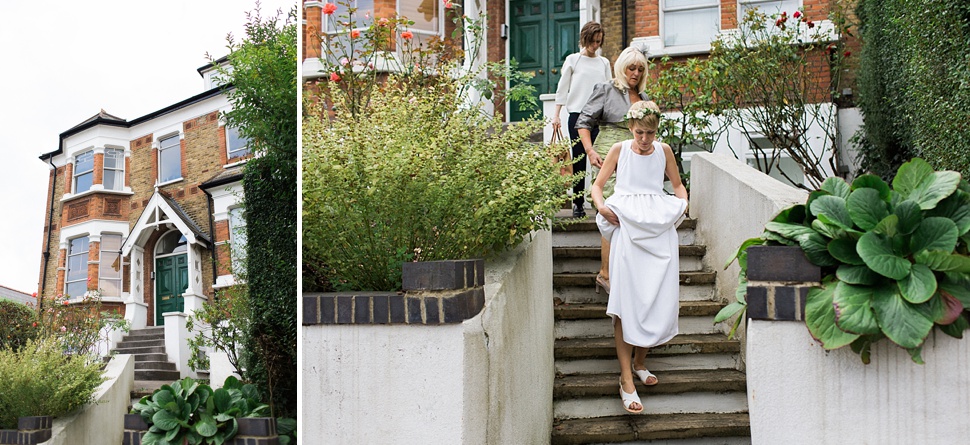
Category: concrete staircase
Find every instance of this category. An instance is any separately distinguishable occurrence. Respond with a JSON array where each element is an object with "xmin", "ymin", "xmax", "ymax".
[
  {"xmin": 113, "ymin": 327, "xmax": 181, "ymax": 403},
  {"xmin": 551, "ymin": 215, "xmax": 751, "ymax": 444}
]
